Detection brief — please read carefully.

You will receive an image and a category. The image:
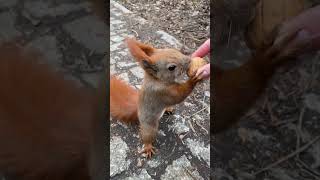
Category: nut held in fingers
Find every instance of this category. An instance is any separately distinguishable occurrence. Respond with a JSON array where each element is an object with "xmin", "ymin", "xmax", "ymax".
[{"xmin": 187, "ymin": 57, "xmax": 207, "ymax": 77}]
